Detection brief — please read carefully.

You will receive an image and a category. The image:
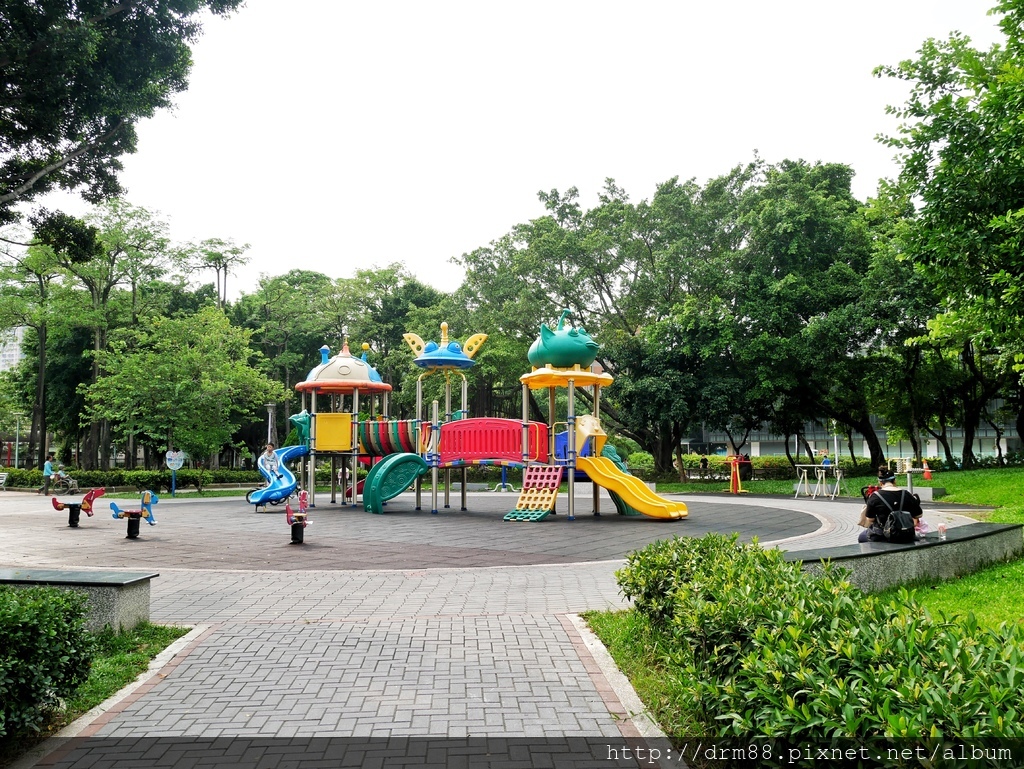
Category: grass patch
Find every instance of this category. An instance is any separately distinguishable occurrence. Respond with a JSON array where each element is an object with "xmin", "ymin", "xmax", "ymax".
[
  {"xmin": 0, "ymin": 623, "xmax": 190, "ymax": 766},
  {"xmin": 883, "ymin": 556, "xmax": 1024, "ymax": 629},
  {"xmin": 582, "ymin": 609, "xmax": 707, "ymax": 739}
]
